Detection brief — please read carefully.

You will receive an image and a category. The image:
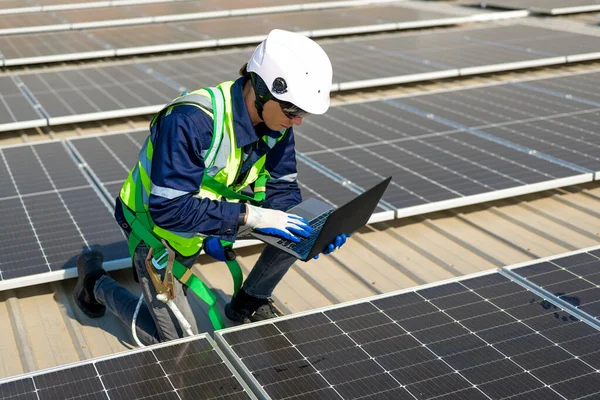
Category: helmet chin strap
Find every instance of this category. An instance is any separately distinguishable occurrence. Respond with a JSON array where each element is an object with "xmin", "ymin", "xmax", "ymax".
[
  {"xmin": 250, "ymin": 73, "xmax": 269, "ymax": 121},
  {"xmin": 254, "ymin": 98, "xmax": 265, "ymax": 121}
]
